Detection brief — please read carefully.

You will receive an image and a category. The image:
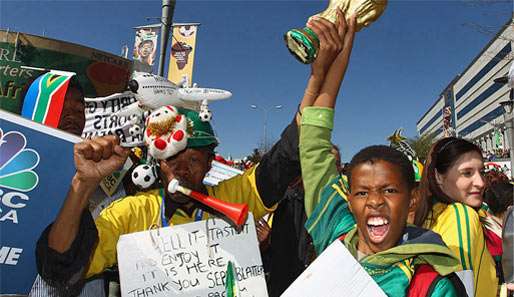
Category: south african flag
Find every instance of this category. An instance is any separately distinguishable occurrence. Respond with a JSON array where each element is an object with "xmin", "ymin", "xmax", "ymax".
[{"xmin": 21, "ymin": 71, "xmax": 74, "ymax": 127}]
